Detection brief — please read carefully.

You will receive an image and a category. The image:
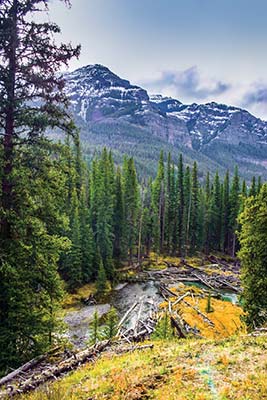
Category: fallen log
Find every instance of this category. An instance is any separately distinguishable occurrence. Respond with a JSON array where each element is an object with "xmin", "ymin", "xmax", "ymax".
[
  {"xmin": 172, "ymin": 291, "xmax": 191, "ymax": 306},
  {"xmin": 0, "ymin": 346, "xmax": 61, "ymax": 387},
  {"xmin": 191, "ymin": 272, "xmax": 217, "ymax": 291},
  {"xmin": 117, "ymin": 302, "xmax": 138, "ymax": 329},
  {"xmin": 158, "ymin": 284, "xmax": 179, "ymax": 298},
  {"xmin": 183, "ymin": 300, "xmax": 215, "ymax": 327},
  {"xmin": 1, "ymin": 341, "xmax": 110, "ymax": 398}
]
